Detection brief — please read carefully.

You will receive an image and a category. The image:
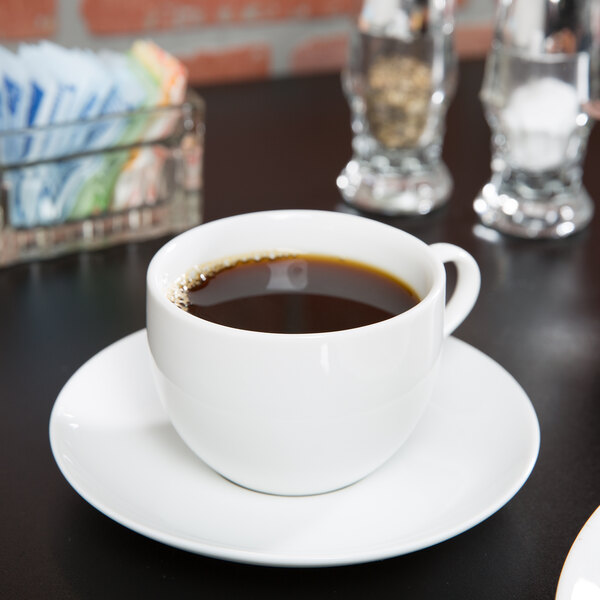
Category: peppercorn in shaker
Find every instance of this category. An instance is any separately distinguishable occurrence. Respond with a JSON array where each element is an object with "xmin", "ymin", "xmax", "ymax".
[{"xmin": 337, "ymin": 0, "xmax": 457, "ymax": 216}]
